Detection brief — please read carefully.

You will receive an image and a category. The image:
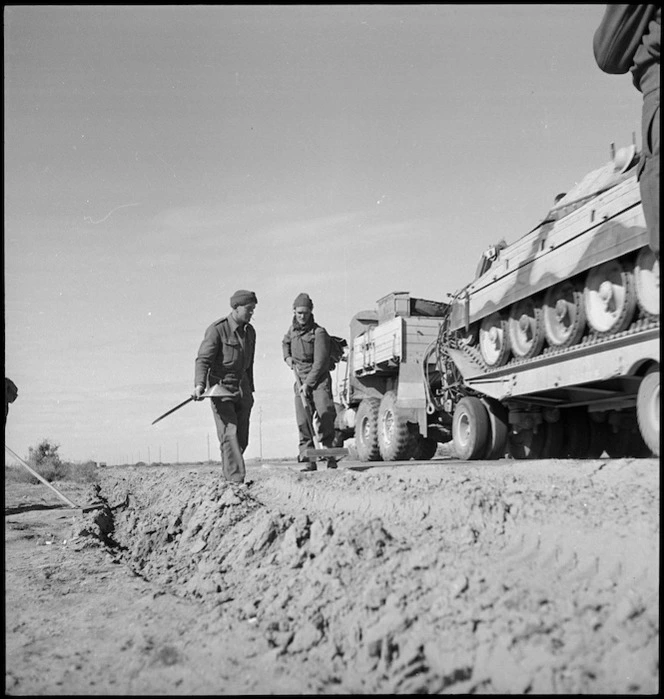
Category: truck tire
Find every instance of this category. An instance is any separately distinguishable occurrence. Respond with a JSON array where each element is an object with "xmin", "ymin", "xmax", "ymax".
[
  {"xmin": 355, "ymin": 397, "xmax": 381, "ymax": 462},
  {"xmin": 541, "ymin": 420, "xmax": 566, "ymax": 458},
  {"xmin": 637, "ymin": 368, "xmax": 659, "ymax": 457},
  {"xmin": 480, "ymin": 398, "xmax": 508, "ymax": 460},
  {"xmin": 453, "ymin": 397, "xmax": 490, "ymax": 460},
  {"xmin": 564, "ymin": 408, "xmax": 591, "ymax": 458},
  {"xmin": 377, "ymin": 390, "xmax": 415, "ymax": 461}
]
